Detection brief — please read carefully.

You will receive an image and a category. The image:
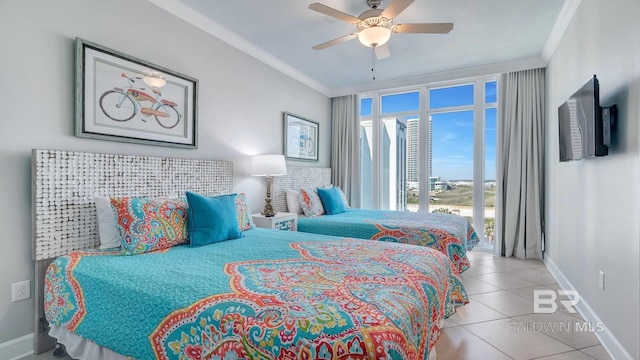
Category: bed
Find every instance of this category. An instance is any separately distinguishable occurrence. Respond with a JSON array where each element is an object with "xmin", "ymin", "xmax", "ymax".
[
  {"xmin": 297, "ymin": 209, "xmax": 479, "ymax": 274},
  {"xmin": 45, "ymin": 228, "xmax": 467, "ymax": 359},
  {"xmin": 33, "ymin": 150, "xmax": 469, "ymax": 360},
  {"xmin": 272, "ymin": 166, "xmax": 480, "ymax": 275}
]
